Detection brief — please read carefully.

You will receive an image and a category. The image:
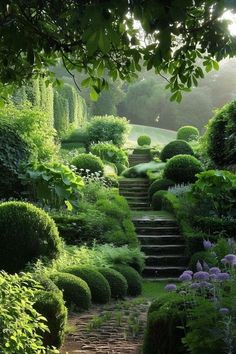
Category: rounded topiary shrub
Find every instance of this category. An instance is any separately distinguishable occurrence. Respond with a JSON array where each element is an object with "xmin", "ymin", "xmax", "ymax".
[
  {"xmin": 98, "ymin": 268, "xmax": 128, "ymax": 299},
  {"xmin": 160, "ymin": 140, "xmax": 194, "ymax": 162},
  {"xmin": 148, "ymin": 178, "xmax": 175, "ymax": 199},
  {"xmin": 177, "ymin": 126, "xmax": 199, "ymax": 142},
  {"xmin": 0, "ymin": 122, "xmax": 30, "ymax": 198},
  {"xmin": 206, "ymin": 100, "xmax": 236, "ymax": 166},
  {"xmin": 112, "ymin": 265, "xmax": 142, "ymax": 296},
  {"xmin": 34, "ymin": 290, "xmax": 67, "ymax": 348},
  {"xmin": 151, "ymin": 190, "xmax": 167, "ymax": 211},
  {"xmin": 137, "ymin": 135, "xmax": 151, "ymax": 146},
  {"xmin": 0, "ymin": 201, "xmax": 61, "ymax": 273},
  {"xmin": 63, "ymin": 266, "xmax": 111, "ymax": 304},
  {"xmin": 163, "ymin": 154, "xmax": 203, "ymax": 184},
  {"xmin": 189, "ymin": 251, "xmax": 218, "ymax": 272},
  {"xmin": 71, "ymin": 153, "xmax": 104, "ymax": 175},
  {"xmin": 50, "ymin": 272, "xmax": 91, "ymax": 310}
]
